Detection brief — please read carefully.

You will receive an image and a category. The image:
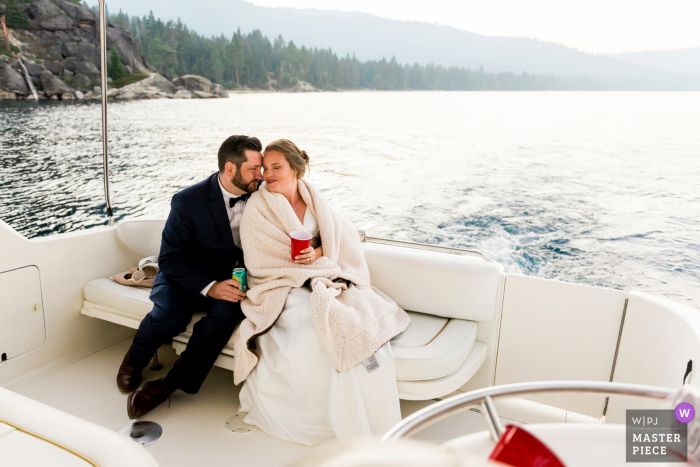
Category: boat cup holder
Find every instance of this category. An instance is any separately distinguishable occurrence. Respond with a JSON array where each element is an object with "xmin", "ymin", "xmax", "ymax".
[{"xmin": 118, "ymin": 421, "xmax": 163, "ymax": 446}]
